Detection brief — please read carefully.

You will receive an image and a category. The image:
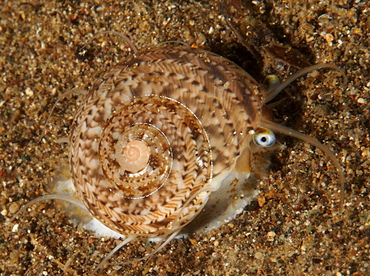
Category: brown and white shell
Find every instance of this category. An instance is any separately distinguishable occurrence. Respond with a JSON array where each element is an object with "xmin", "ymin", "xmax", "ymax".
[
  {"xmin": 7, "ymin": 43, "xmax": 345, "ymax": 275},
  {"xmin": 68, "ymin": 45, "xmax": 275, "ymax": 239}
]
